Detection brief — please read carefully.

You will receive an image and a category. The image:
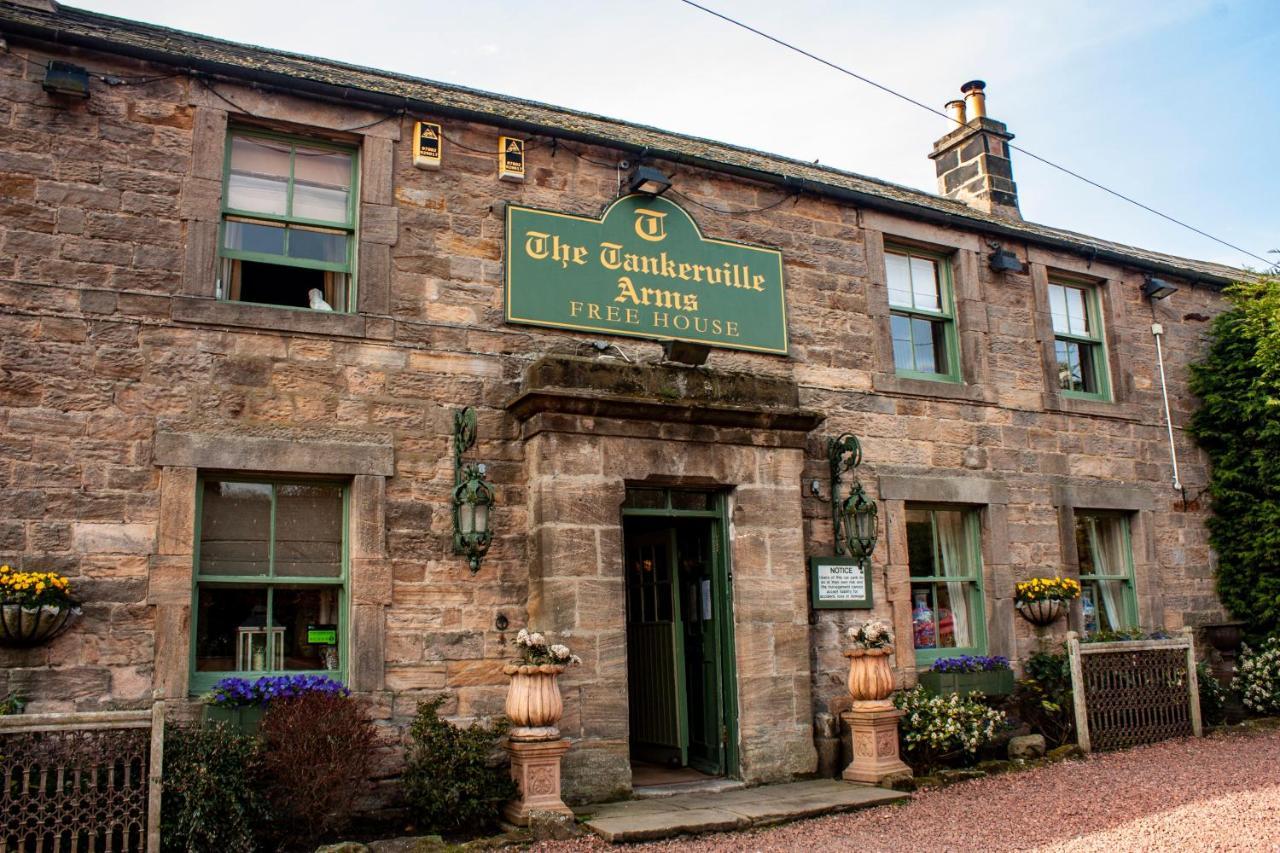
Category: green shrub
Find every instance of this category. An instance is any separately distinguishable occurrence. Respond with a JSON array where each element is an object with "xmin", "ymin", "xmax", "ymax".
[
  {"xmin": 1197, "ymin": 662, "xmax": 1228, "ymax": 726},
  {"xmin": 1011, "ymin": 650, "xmax": 1074, "ymax": 747},
  {"xmin": 161, "ymin": 723, "xmax": 268, "ymax": 853},
  {"xmin": 894, "ymin": 685, "xmax": 1006, "ymax": 772},
  {"xmin": 0, "ymin": 693, "xmax": 24, "ymax": 715},
  {"xmin": 403, "ymin": 695, "xmax": 516, "ymax": 834},
  {"xmin": 1234, "ymin": 636, "xmax": 1280, "ymax": 715}
]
